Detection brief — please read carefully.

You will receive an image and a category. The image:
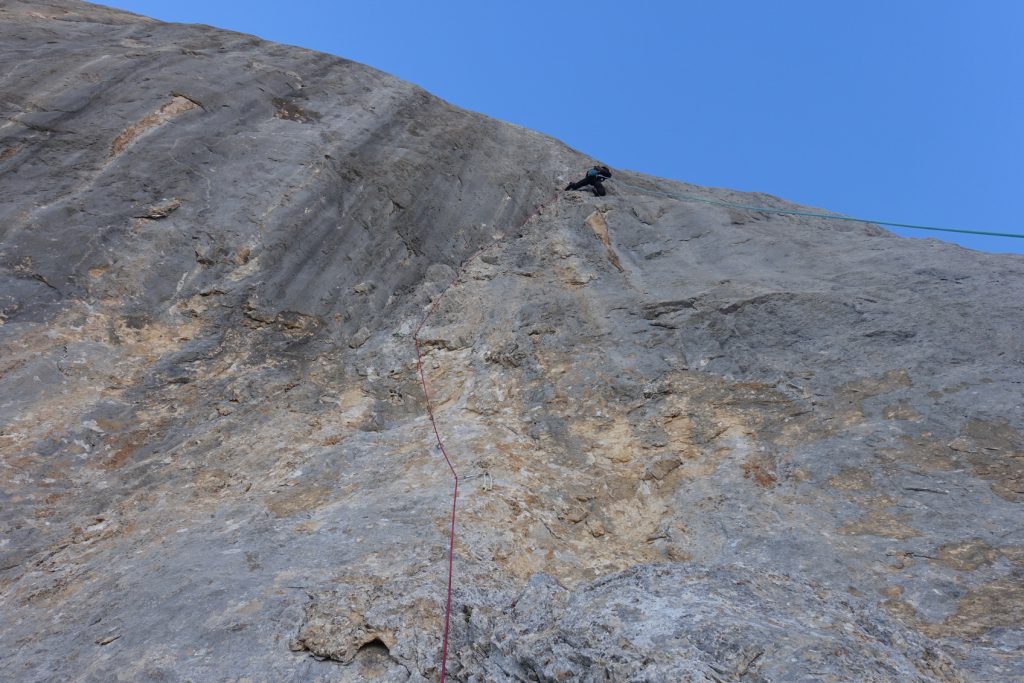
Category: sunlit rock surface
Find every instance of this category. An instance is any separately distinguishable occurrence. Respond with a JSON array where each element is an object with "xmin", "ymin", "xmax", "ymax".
[{"xmin": 1, "ymin": 2, "xmax": 1022, "ymax": 681}]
